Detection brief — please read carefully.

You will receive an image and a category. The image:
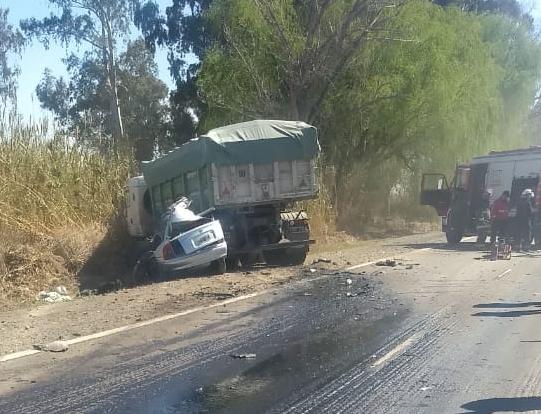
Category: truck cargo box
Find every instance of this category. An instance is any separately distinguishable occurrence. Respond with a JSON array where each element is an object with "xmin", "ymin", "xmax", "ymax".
[{"xmin": 141, "ymin": 120, "xmax": 320, "ymax": 217}]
